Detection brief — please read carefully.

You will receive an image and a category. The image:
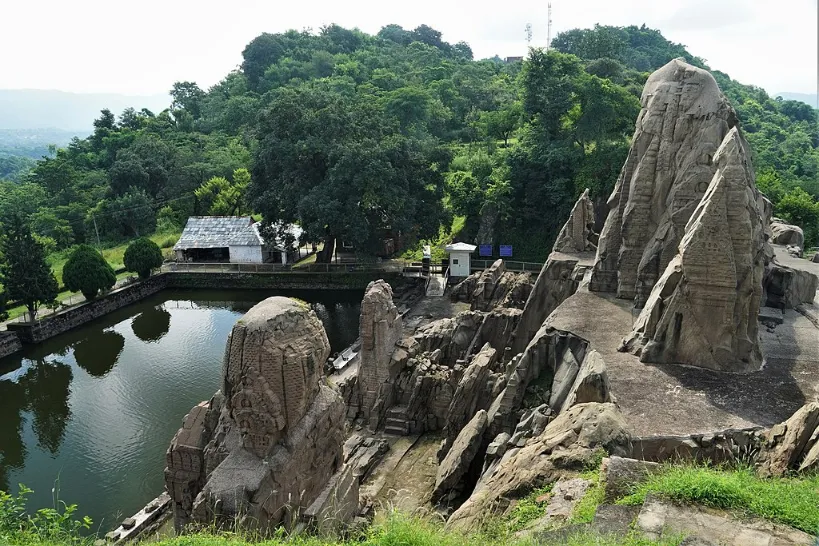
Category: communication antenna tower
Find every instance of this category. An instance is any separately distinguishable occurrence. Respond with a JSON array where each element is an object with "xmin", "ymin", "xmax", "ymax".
[
  {"xmin": 546, "ymin": 3, "xmax": 553, "ymax": 50},
  {"xmin": 525, "ymin": 23, "xmax": 533, "ymax": 46}
]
